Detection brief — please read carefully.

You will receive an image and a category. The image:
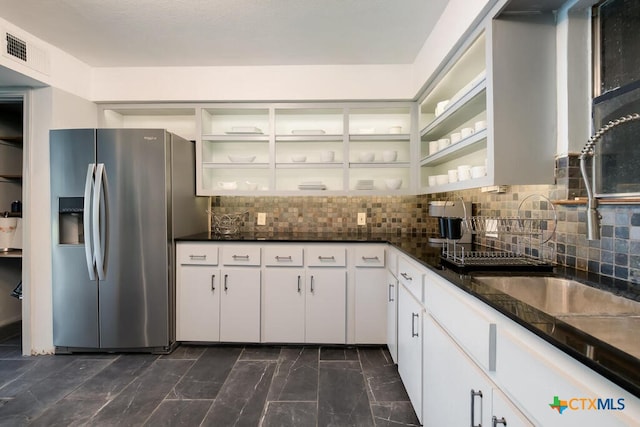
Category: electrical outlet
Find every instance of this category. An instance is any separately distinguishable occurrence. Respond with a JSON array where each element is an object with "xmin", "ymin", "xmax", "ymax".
[
  {"xmin": 257, "ymin": 212, "xmax": 266, "ymax": 226},
  {"xmin": 357, "ymin": 212, "xmax": 366, "ymax": 226}
]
